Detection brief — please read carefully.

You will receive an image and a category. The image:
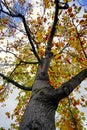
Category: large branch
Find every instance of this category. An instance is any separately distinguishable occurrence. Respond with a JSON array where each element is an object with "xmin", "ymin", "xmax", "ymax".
[
  {"xmin": 21, "ymin": 16, "xmax": 41, "ymax": 63},
  {"xmin": 42, "ymin": 1, "xmax": 69, "ymax": 74},
  {"xmin": 54, "ymin": 68, "xmax": 87, "ymax": 100},
  {"xmin": 45, "ymin": 0, "xmax": 59, "ymax": 53},
  {"xmin": 0, "ymin": 73, "xmax": 32, "ymax": 91},
  {"xmin": 45, "ymin": 1, "xmax": 69, "ymax": 53},
  {"xmin": 40, "ymin": 0, "xmax": 59, "ymax": 75}
]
